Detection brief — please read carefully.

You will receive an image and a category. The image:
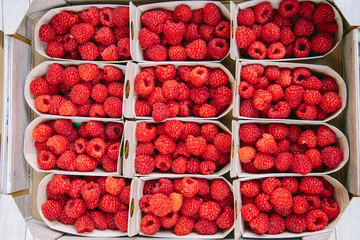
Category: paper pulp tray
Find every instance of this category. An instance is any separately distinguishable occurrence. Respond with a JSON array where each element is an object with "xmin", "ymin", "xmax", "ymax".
[
  {"xmin": 233, "ymin": 175, "xmax": 350, "ymax": 239},
  {"xmin": 130, "ymin": 1, "xmax": 231, "ymax": 62},
  {"xmin": 34, "ymin": 4, "xmax": 132, "ymax": 63},
  {"xmin": 230, "ymin": 120, "xmax": 349, "ymax": 178},
  {"xmin": 233, "ymin": 60, "xmax": 347, "ymax": 123},
  {"xmin": 122, "ymin": 119, "xmax": 231, "ymax": 177},
  {"xmin": 128, "ymin": 176, "xmax": 234, "ymax": 238},
  {"xmin": 123, "ymin": 61, "xmax": 235, "ymax": 120},
  {"xmin": 229, "ymin": 0, "xmax": 343, "ymax": 61},
  {"xmin": 24, "ymin": 60, "xmax": 126, "ymax": 121},
  {"xmin": 24, "ymin": 116, "xmax": 124, "ymax": 176},
  {"xmin": 37, "ymin": 173, "xmax": 134, "ymax": 237}
]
